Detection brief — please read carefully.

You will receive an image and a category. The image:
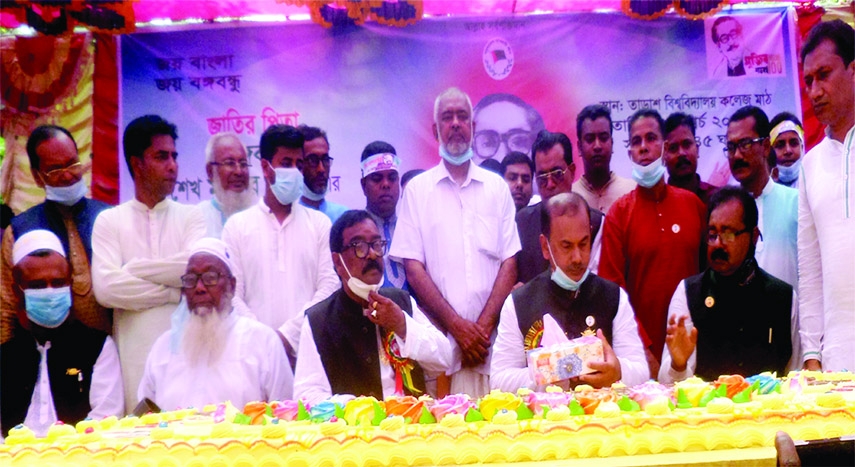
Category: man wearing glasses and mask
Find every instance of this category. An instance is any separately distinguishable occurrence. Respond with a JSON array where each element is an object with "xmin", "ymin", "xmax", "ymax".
[
  {"xmin": 297, "ymin": 125, "xmax": 348, "ymax": 223},
  {"xmin": 294, "ymin": 210, "xmax": 452, "ymax": 403},
  {"xmin": 515, "ymin": 130, "xmax": 605, "ymax": 285},
  {"xmin": 197, "ymin": 132, "xmax": 256, "ymax": 238},
  {"xmin": 659, "ymin": 187, "xmax": 796, "ymax": 383},
  {"xmin": 139, "ymin": 238, "xmax": 292, "ymax": 410},
  {"xmin": 1, "ymin": 126, "xmax": 112, "ymax": 345}
]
